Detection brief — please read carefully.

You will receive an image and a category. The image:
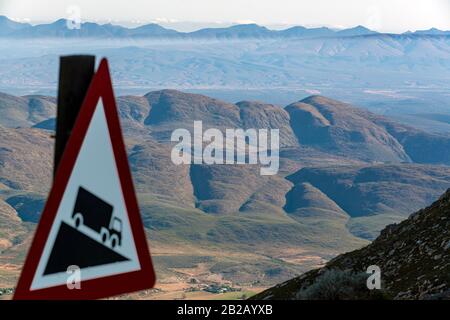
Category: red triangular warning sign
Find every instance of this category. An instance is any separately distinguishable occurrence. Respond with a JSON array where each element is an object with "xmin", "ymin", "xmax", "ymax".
[{"xmin": 14, "ymin": 58, "xmax": 156, "ymax": 300}]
